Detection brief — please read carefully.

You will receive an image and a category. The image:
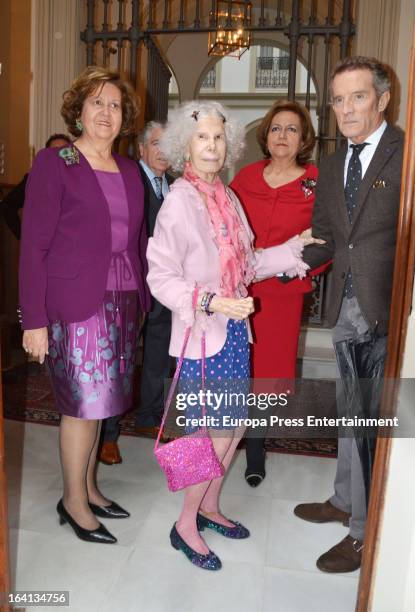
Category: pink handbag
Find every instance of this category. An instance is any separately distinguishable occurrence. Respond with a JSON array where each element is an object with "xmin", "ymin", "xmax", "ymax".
[{"xmin": 154, "ymin": 287, "xmax": 224, "ymax": 492}]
